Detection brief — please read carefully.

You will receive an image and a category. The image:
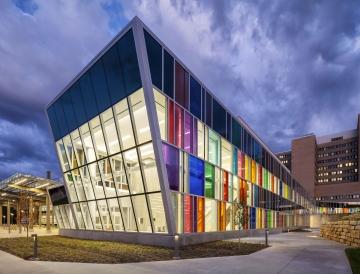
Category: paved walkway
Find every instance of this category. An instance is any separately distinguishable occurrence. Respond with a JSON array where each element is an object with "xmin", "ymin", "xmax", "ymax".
[
  {"xmin": 0, "ymin": 226, "xmax": 58, "ymax": 238},
  {"xmin": 0, "ymin": 230, "xmax": 352, "ymax": 274}
]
